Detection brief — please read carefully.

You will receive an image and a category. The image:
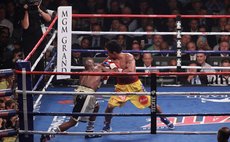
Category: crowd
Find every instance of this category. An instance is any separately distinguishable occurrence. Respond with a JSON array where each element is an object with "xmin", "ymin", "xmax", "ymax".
[
  {"xmin": 0, "ymin": 0, "xmax": 229, "ymax": 86},
  {"xmin": 0, "ymin": 0, "xmax": 229, "ymax": 141}
]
